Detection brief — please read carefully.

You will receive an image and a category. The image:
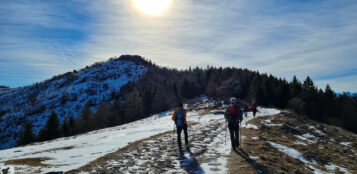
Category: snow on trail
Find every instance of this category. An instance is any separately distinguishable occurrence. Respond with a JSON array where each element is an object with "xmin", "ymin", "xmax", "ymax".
[{"xmin": 0, "ymin": 107, "xmax": 280, "ymax": 173}]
